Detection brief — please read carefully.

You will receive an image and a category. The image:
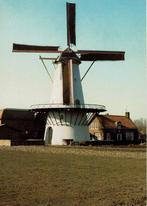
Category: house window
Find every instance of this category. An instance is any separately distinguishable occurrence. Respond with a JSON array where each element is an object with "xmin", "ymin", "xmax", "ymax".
[
  {"xmin": 115, "ymin": 121, "xmax": 122, "ymax": 129},
  {"xmin": 106, "ymin": 133, "xmax": 111, "ymax": 141},
  {"xmin": 117, "ymin": 133, "xmax": 122, "ymax": 141},
  {"xmin": 126, "ymin": 132, "xmax": 134, "ymax": 141}
]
